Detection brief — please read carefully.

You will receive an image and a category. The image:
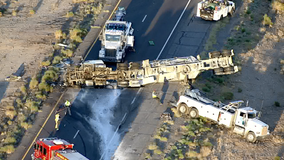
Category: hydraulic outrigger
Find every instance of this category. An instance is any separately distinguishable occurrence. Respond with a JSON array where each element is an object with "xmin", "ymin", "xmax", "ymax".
[{"xmin": 63, "ymin": 50, "xmax": 239, "ymax": 88}]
